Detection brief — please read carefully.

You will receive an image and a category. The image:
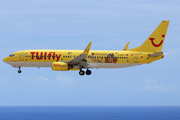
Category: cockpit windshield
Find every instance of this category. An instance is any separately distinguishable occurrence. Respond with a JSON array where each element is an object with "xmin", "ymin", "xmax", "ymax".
[{"xmin": 9, "ymin": 54, "xmax": 15, "ymax": 57}]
